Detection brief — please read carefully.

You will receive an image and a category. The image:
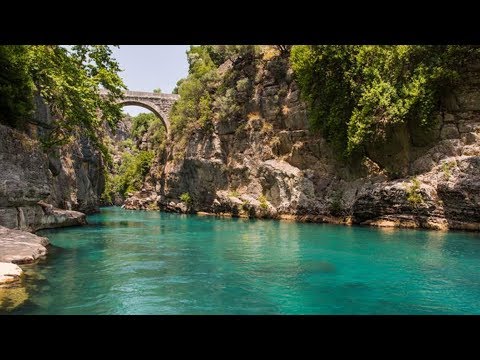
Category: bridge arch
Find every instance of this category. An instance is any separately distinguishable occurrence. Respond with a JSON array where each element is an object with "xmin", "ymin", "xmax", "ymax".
[
  {"xmin": 100, "ymin": 89, "xmax": 179, "ymax": 135},
  {"xmin": 118, "ymin": 99, "xmax": 170, "ymax": 133}
]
